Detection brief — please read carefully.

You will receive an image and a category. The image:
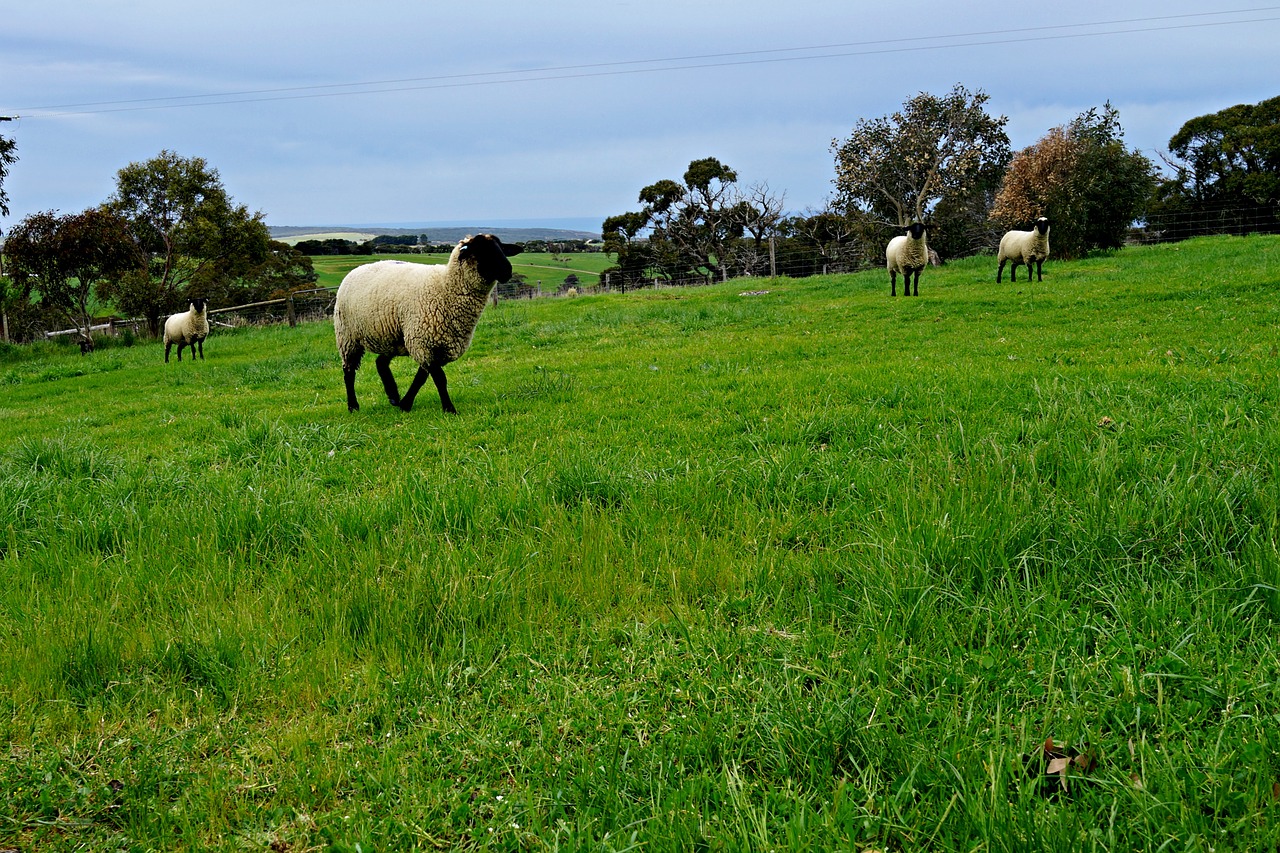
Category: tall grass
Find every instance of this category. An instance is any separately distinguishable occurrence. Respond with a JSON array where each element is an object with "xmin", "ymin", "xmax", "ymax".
[{"xmin": 1, "ymin": 235, "xmax": 1278, "ymax": 850}]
